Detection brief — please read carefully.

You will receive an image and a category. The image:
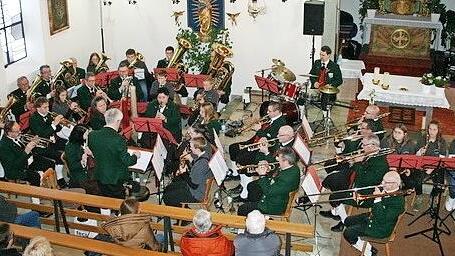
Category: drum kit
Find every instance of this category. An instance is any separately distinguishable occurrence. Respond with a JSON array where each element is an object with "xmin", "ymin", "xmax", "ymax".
[{"xmin": 257, "ymin": 58, "xmax": 339, "ymax": 125}]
